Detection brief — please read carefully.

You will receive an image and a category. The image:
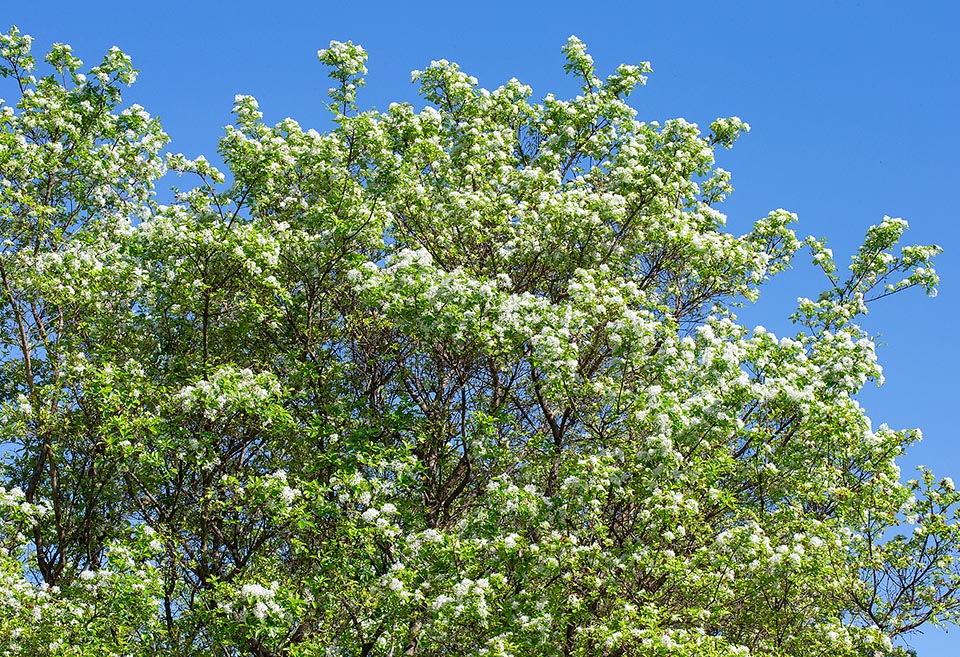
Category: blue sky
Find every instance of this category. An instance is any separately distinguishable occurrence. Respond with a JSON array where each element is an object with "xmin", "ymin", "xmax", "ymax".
[{"xmin": 5, "ymin": 1, "xmax": 959, "ymax": 653}]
